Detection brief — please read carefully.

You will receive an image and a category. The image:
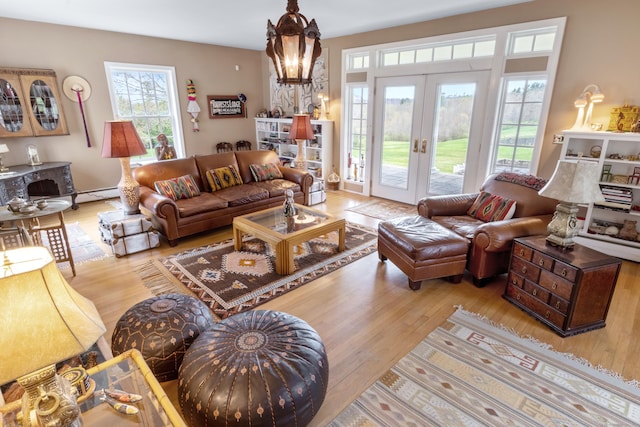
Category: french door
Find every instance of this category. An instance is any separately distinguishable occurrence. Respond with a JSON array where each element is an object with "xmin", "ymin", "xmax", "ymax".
[{"xmin": 371, "ymin": 71, "xmax": 489, "ymax": 204}]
